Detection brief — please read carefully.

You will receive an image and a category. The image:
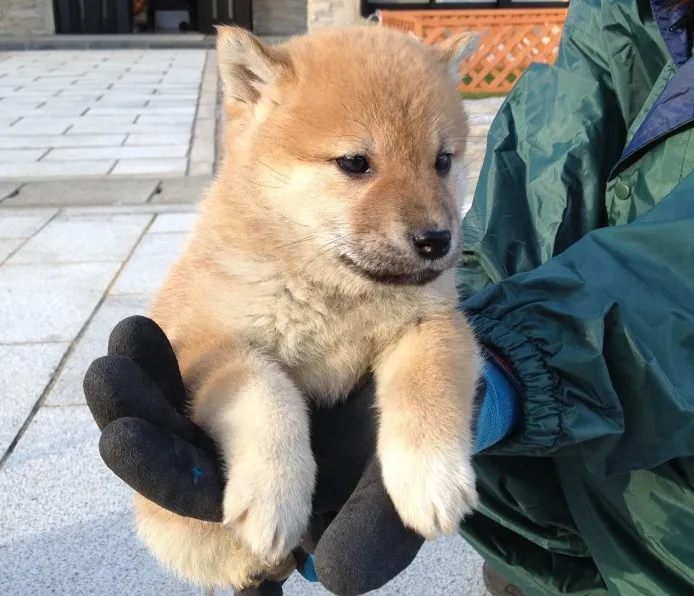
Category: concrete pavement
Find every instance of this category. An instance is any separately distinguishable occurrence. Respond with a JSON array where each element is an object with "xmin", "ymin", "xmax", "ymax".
[
  {"xmin": 0, "ymin": 69, "xmax": 502, "ymax": 594},
  {"xmin": 0, "ymin": 49, "xmax": 217, "ymax": 179}
]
